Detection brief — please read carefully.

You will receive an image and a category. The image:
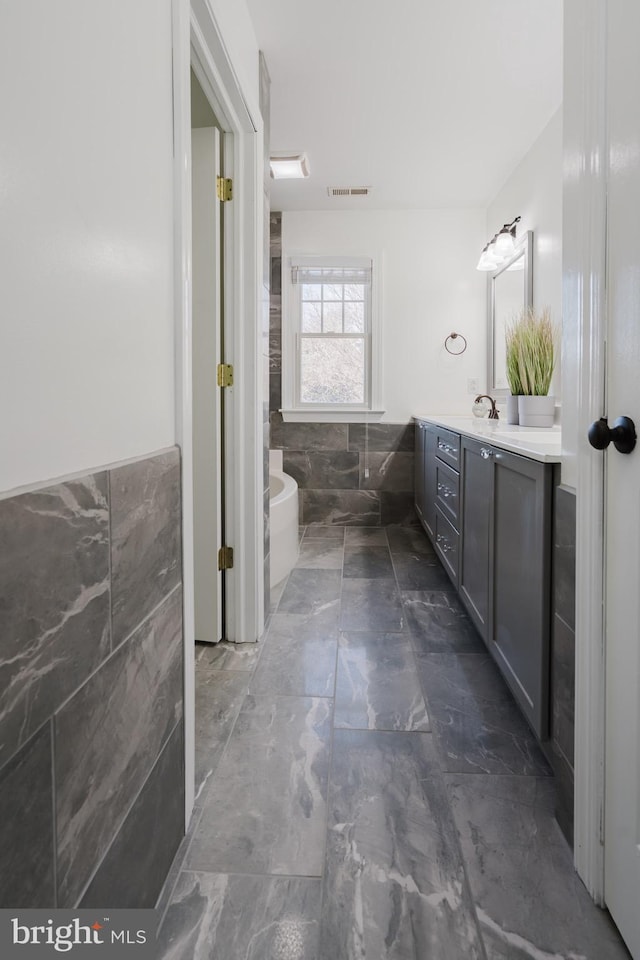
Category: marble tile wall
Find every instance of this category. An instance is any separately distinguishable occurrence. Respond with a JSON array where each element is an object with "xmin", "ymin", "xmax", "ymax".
[
  {"xmin": 270, "ymin": 416, "xmax": 416, "ymax": 526},
  {"xmin": 268, "ymin": 212, "xmax": 415, "ymax": 527},
  {"xmin": 0, "ymin": 448, "xmax": 184, "ymax": 908},
  {"xmin": 548, "ymin": 480, "xmax": 576, "ymax": 845}
]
